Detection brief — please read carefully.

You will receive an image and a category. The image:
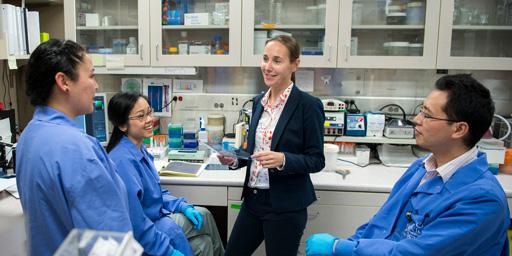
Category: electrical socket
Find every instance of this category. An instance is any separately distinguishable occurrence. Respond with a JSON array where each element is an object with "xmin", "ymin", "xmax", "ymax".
[{"xmin": 231, "ymin": 97, "xmax": 239, "ymax": 106}]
